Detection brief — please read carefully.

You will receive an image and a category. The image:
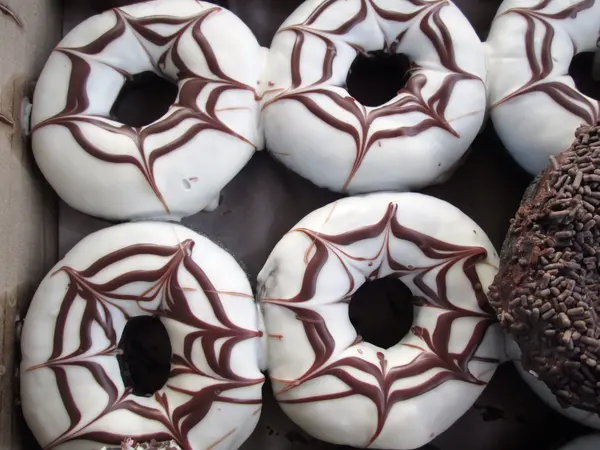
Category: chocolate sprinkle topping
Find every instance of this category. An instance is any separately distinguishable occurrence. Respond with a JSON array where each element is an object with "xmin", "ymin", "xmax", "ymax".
[
  {"xmin": 127, "ymin": 439, "xmax": 181, "ymax": 450},
  {"xmin": 489, "ymin": 122, "xmax": 600, "ymax": 413},
  {"xmin": 103, "ymin": 438, "xmax": 182, "ymax": 450}
]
